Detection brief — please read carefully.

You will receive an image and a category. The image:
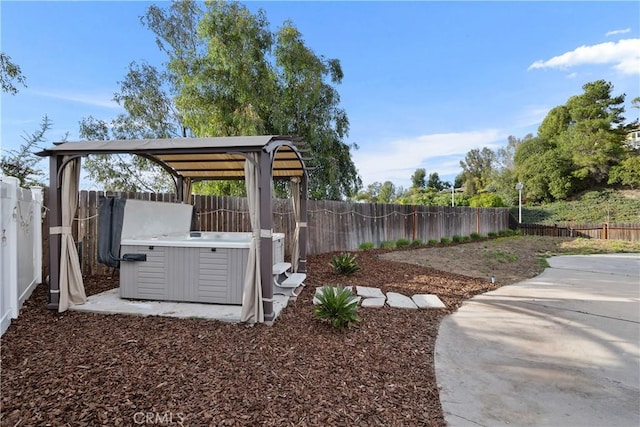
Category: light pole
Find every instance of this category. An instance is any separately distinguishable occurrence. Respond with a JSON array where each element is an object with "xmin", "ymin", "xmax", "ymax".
[
  {"xmin": 451, "ymin": 185, "xmax": 455, "ymax": 207},
  {"xmin": 515, "ymin": 182, "xmax": 524, "ymax": 223}
]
